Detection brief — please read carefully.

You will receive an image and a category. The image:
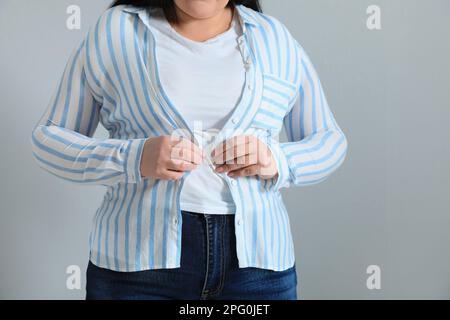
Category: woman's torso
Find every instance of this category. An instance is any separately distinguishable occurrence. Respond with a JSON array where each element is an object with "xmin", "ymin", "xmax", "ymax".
[{"xmin": 83, "ymin": 4, "xmax": 300, "ymax": 272}]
